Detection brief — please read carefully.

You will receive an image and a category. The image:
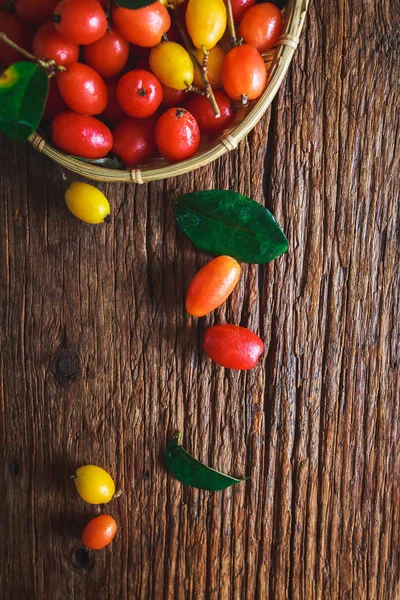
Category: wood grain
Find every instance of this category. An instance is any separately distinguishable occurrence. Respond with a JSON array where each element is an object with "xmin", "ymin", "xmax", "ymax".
[{"xmin": 0, "ymin": 0, "xmax": 399, "ymax": 598}]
